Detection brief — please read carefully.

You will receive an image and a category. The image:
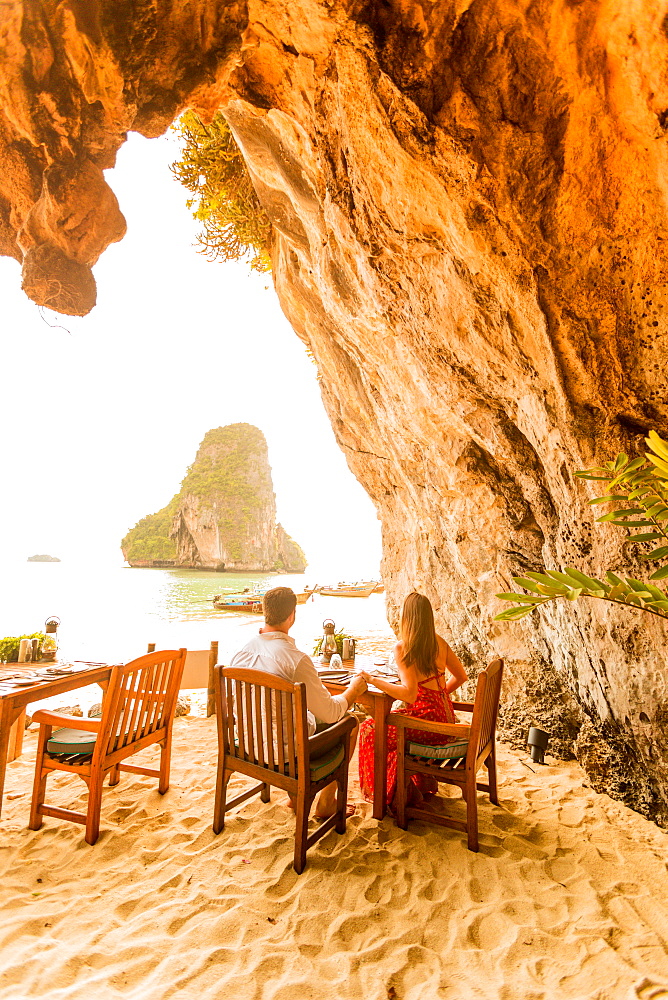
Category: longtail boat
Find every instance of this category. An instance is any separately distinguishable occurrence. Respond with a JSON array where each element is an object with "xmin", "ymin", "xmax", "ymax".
[
  {"xmin": 212, "ymin": 589, "xmax": 313, "ymax": 612},
  {"xmin": 318, "ymin": 582, "xmax": 377, "ymax": 598},
  {"xmin": 212, "ymin": 595, "xmax": 263, "ymax": 613}
]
